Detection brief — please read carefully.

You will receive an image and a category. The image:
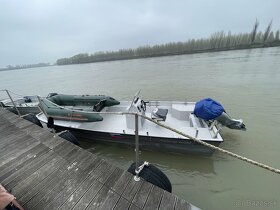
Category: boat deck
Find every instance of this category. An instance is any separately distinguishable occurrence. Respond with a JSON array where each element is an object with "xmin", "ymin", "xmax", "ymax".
[
  {"xmin": 38, "ymin": 100, "xmax": 223, "ymax": 142},
  {"xmin": 0, "ymin": 108, "xmax": 199, "ymax": 210}
]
